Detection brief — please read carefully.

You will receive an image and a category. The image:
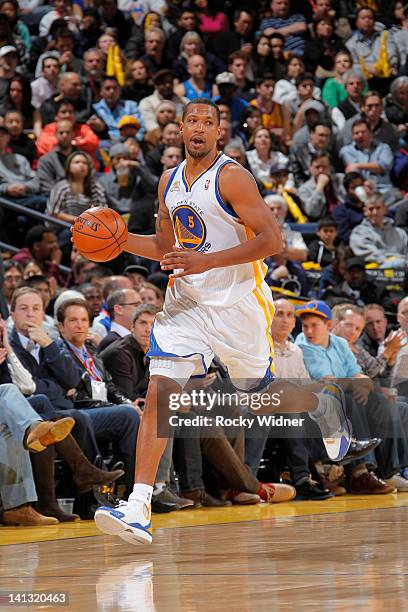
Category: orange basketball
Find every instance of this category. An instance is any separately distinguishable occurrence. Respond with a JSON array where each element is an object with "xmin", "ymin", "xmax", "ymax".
[{"xmin": 72, "ymin": 207, "xmax": 128, "ymax": 262}]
